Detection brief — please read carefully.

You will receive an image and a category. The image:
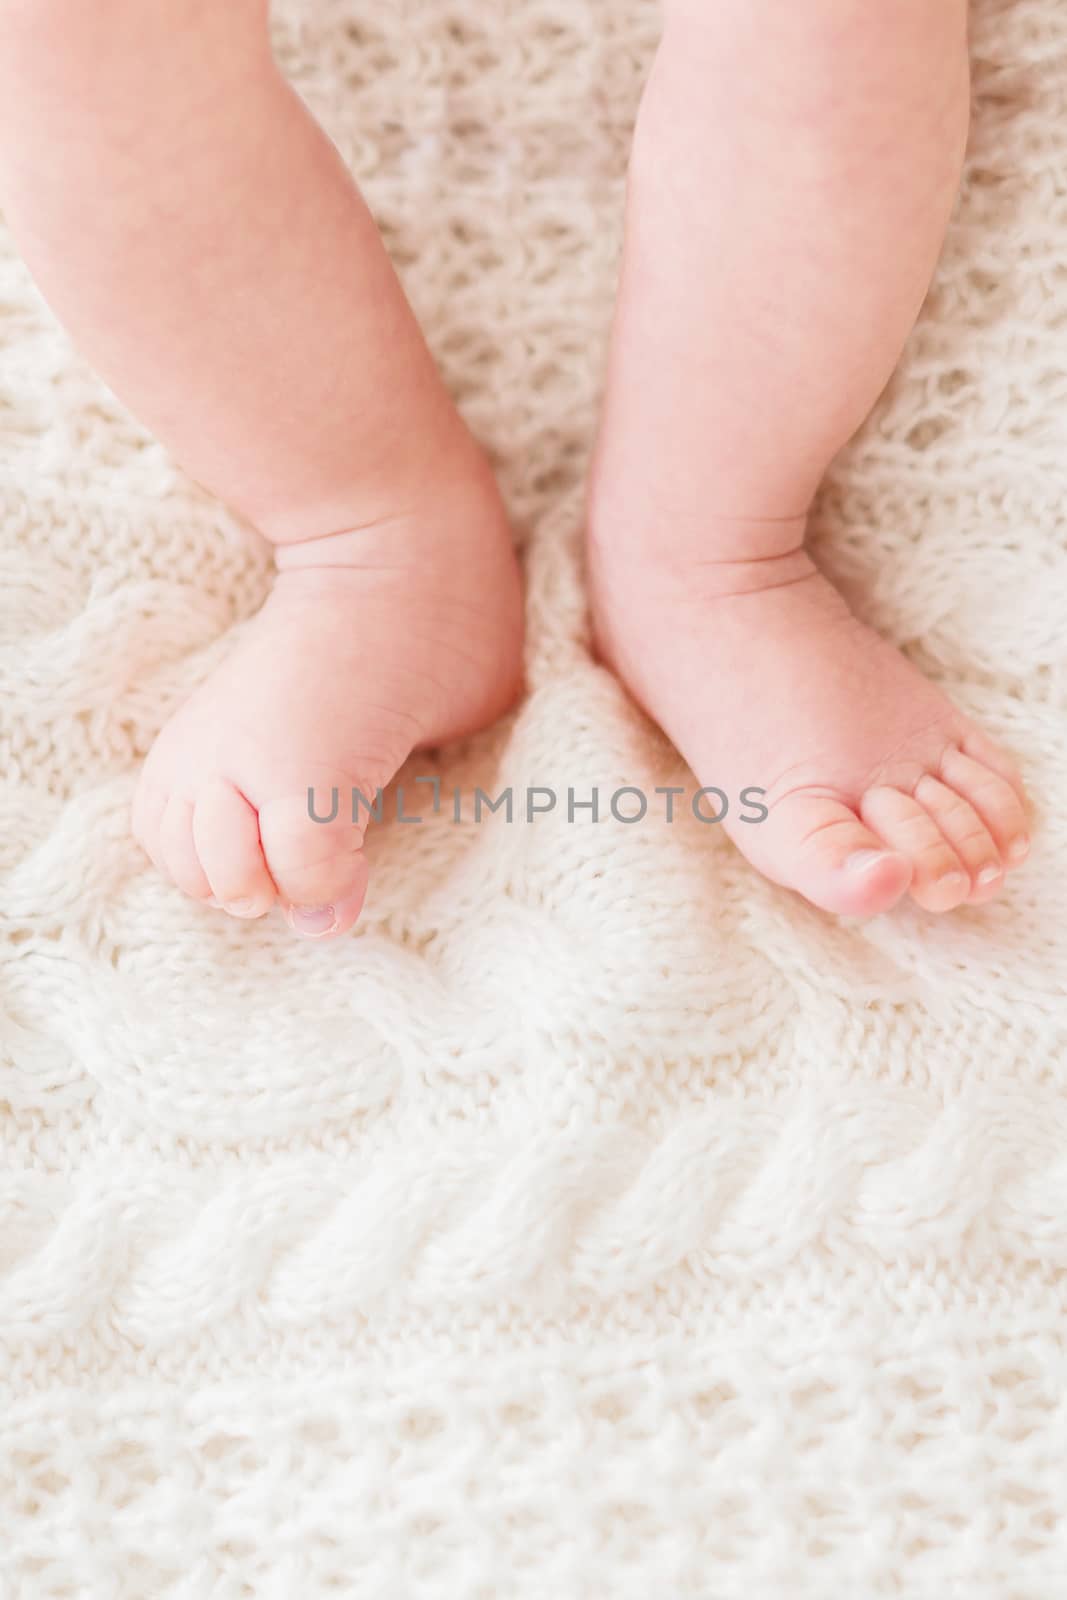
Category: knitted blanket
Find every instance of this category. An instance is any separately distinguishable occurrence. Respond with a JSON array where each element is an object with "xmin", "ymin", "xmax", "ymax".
[{"xmin": 2, "ymin": 0, "xmax": 1066, "ymax": 1592}]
